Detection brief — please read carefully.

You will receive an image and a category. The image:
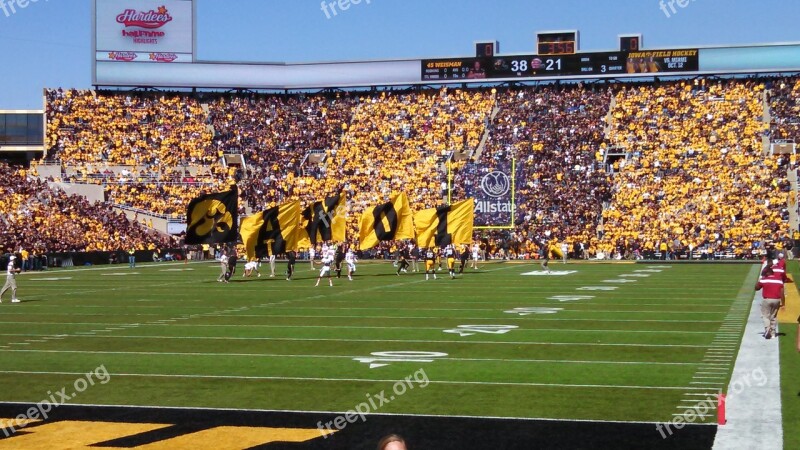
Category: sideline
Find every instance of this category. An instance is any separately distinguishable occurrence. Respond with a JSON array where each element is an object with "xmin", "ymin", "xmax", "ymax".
[{"xmin": 712, "ymin": 266, "xmax": 782, "ymax": 449}]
